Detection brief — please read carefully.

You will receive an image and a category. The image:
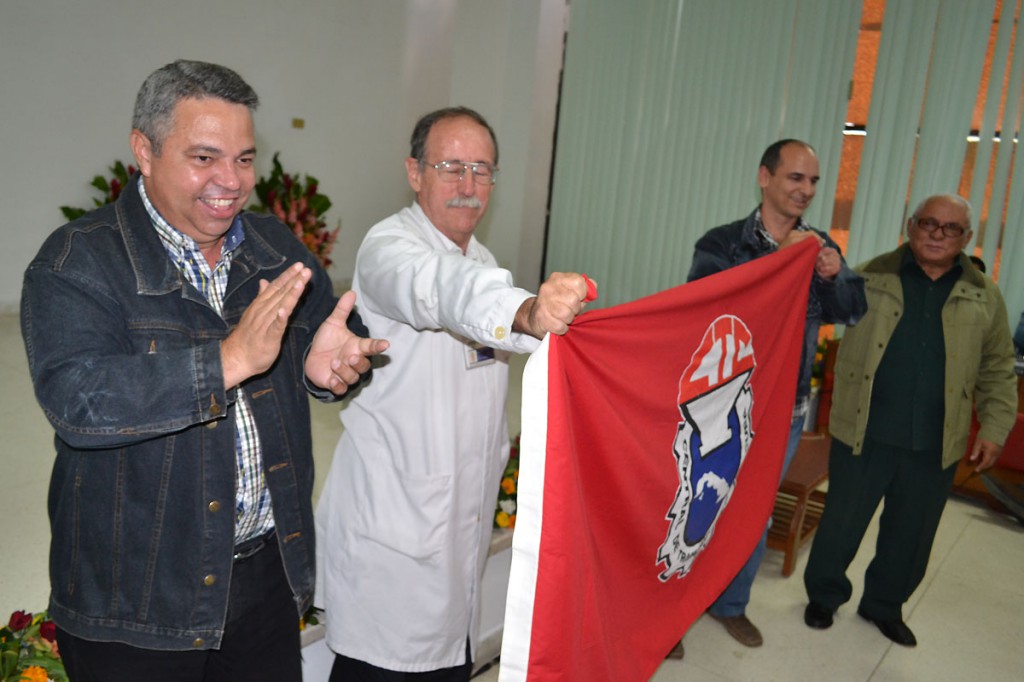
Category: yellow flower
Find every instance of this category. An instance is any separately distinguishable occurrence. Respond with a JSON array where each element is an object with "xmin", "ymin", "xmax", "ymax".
[
  {"xmin": 501, "ymin": 477, "xmax": 516, "ymax": 495},
  {"xmin": 495, "ymin": 511, "xmax": 510, "ymax": 528},
  {"xmin": 20, "ymin": 666, "xmax": 50, "ymax": 682}
]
